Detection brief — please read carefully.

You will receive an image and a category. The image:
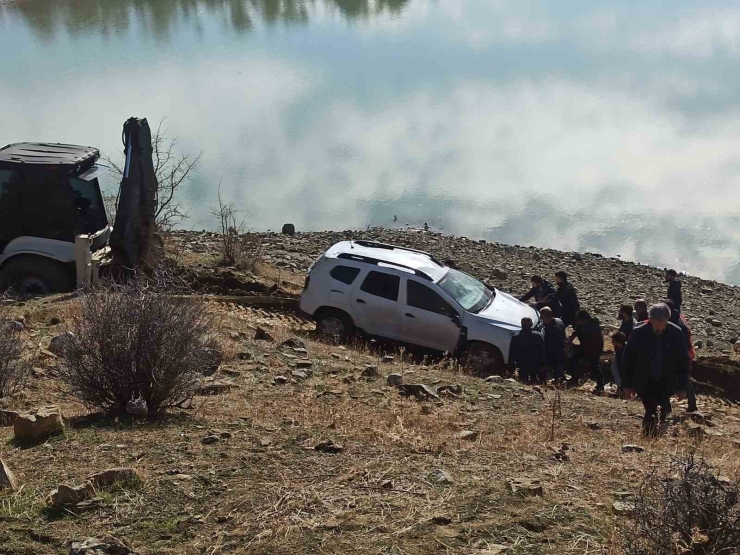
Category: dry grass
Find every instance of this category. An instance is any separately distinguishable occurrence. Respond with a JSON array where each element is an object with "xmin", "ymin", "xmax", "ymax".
[{"xmin": 0, "ymin": 298, "xmax": 739, "ymax": 554}]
